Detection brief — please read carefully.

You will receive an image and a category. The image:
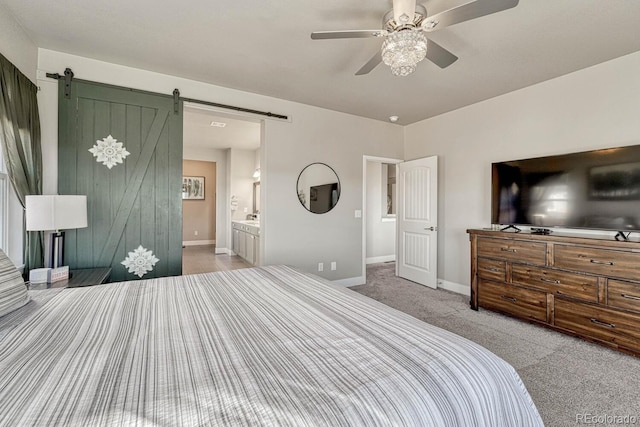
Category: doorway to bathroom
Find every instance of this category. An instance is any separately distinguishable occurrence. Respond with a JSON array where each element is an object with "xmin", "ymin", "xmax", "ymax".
[{"xmin": 182, "ymin": 104, "xmax": 261, "ymax": 274}]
